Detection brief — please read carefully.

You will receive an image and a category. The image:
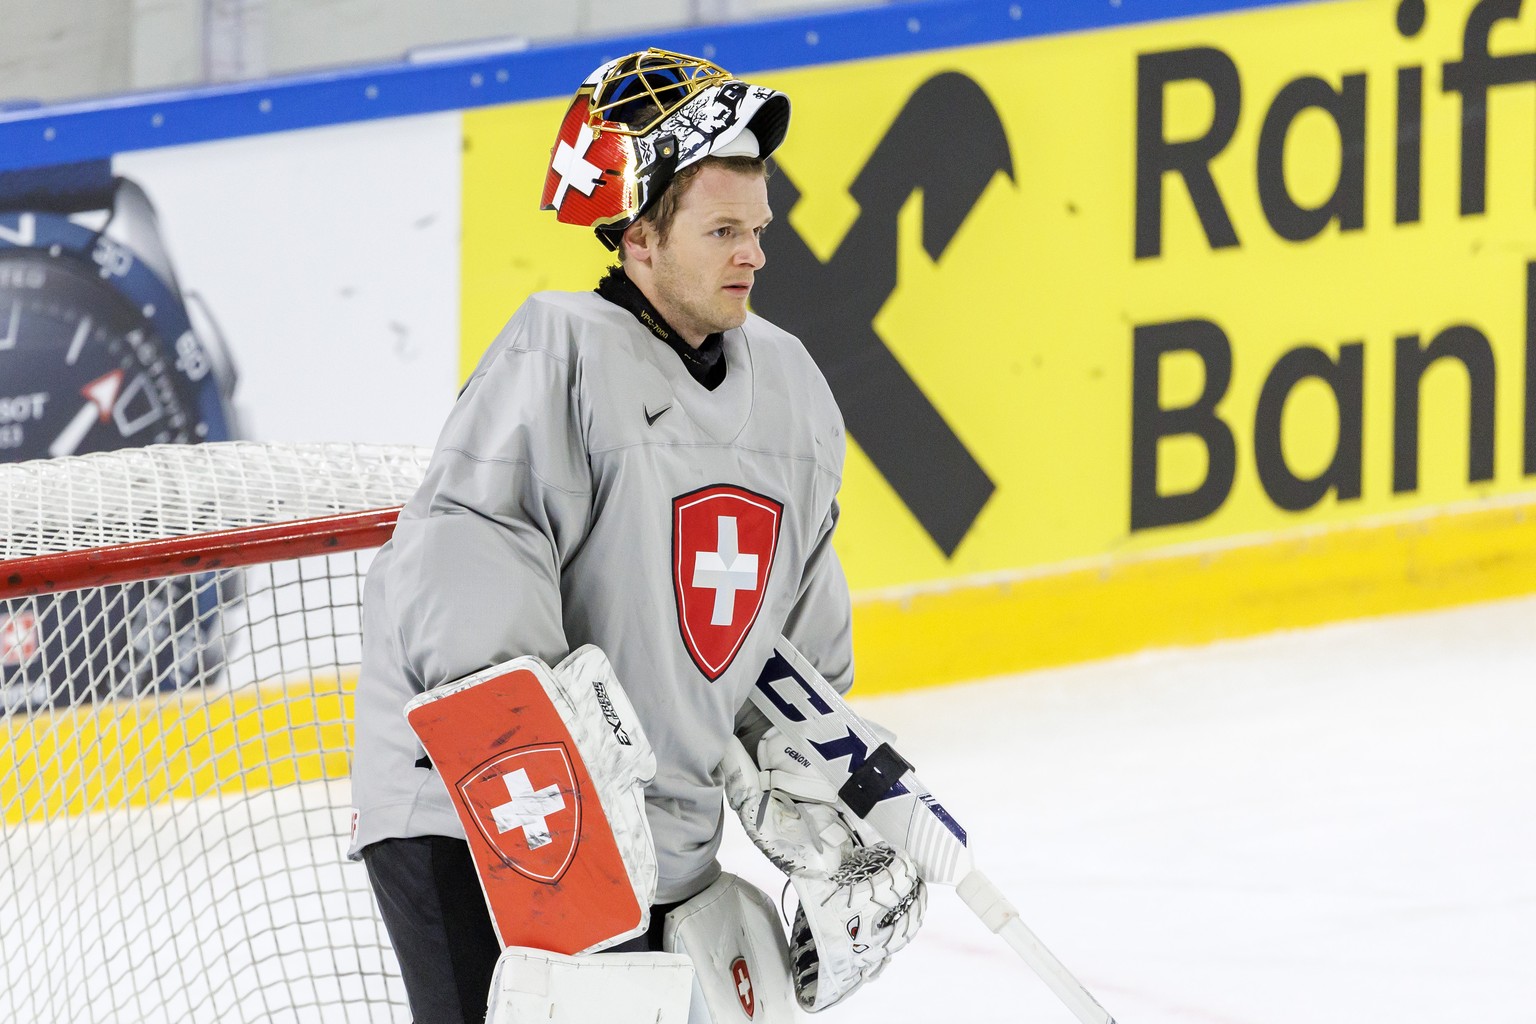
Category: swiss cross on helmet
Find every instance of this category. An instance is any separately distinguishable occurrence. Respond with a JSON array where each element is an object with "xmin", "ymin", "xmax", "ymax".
[{"xmin": 540, "ymin": 48, "xmax": 791, "ymax": 250}]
